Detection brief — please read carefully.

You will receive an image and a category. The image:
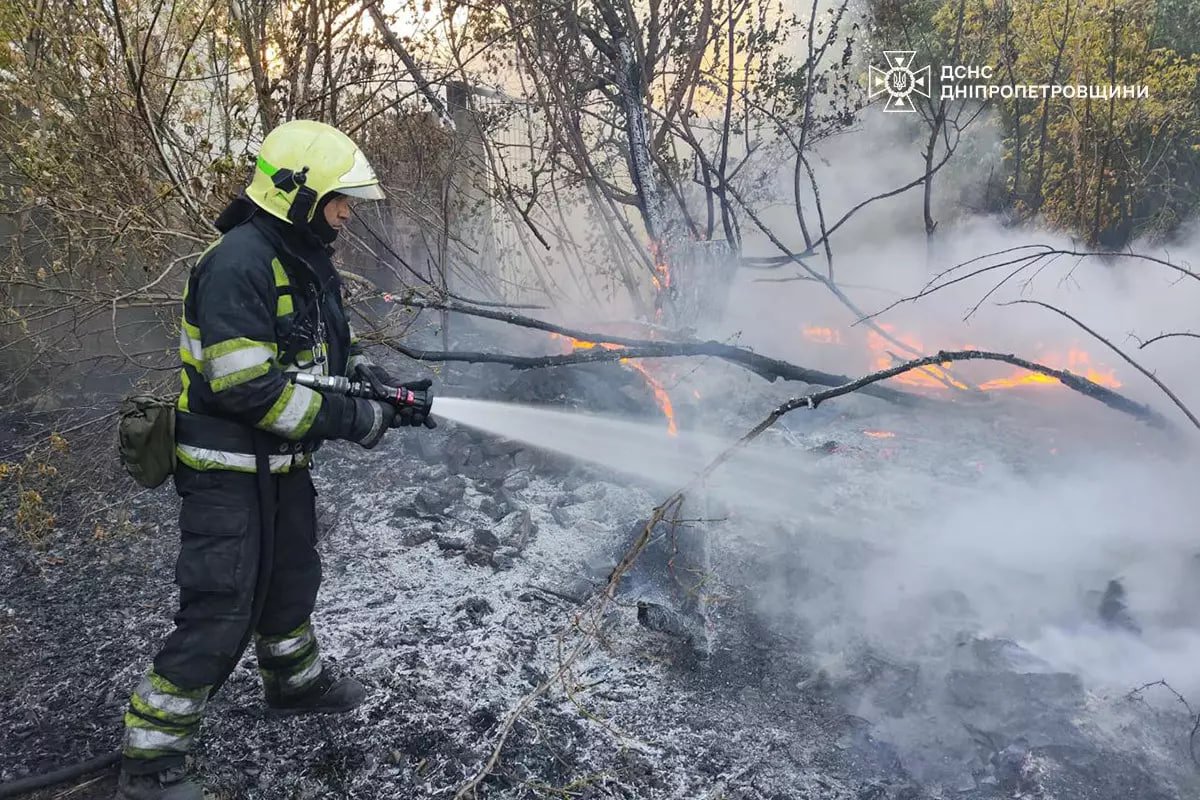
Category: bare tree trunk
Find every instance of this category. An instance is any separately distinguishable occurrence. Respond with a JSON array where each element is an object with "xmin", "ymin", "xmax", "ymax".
[
  {"xmin": 1030, "ymin": 0, "xmax": 1076, "ymax": 214},
  {"xmin": 228, "ymin": 0, "xmax": 276, "ymax": 130}
]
